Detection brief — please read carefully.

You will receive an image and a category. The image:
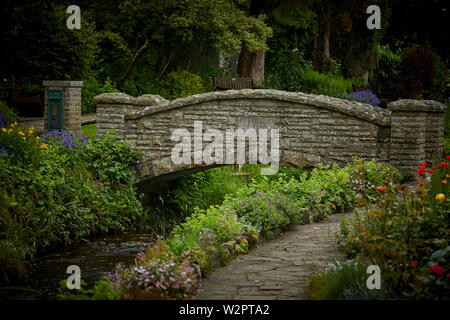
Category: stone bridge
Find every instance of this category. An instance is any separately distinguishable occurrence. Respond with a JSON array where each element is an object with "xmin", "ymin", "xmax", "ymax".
[{"xmin": 94, "ymin": 89, "xmax": 446, "ymax": 186}]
